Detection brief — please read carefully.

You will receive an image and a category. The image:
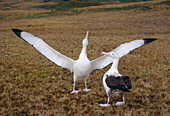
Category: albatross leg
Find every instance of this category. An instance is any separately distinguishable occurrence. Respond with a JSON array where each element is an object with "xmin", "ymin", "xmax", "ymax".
[
  {"xmin": 115, "ymin": 94, "xmax": 125, "ymax": 105},
  {"xmin": 100, "ymin": 97, "xmax": 110, "ymax": 107},
  {"xmin": 82, "ymin": 80, "xmax": 91, "ymax": 92},
  {"xmin": 71, "ymin": 82, "xmax": 80, "ymax": 93}
]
